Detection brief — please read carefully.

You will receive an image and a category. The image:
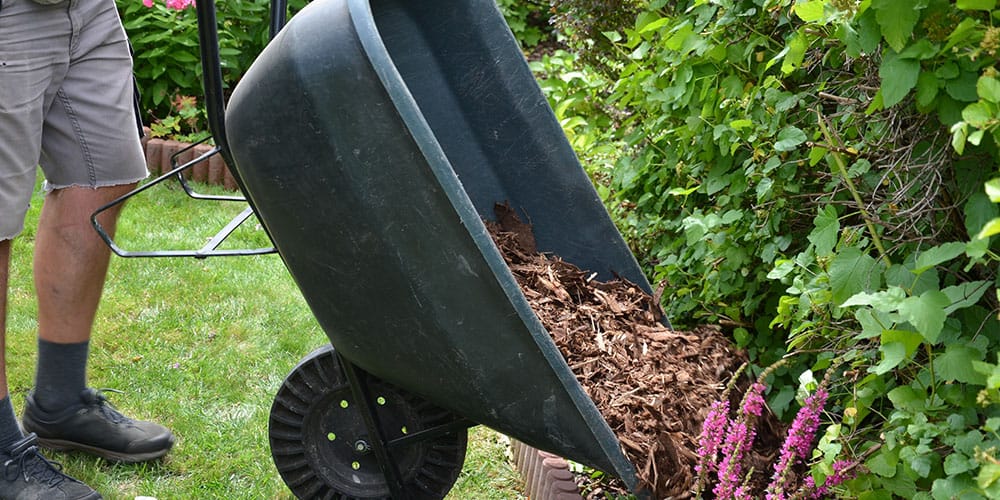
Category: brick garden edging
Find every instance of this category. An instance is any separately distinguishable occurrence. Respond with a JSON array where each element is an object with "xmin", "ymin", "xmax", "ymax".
[
  {"xmin": 140, "ymin": 129, "xmax": 239, "ymax": 191},
  {"xmin": 510, "ymin": 439, "xmax": 584, "ymax": 500}
]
